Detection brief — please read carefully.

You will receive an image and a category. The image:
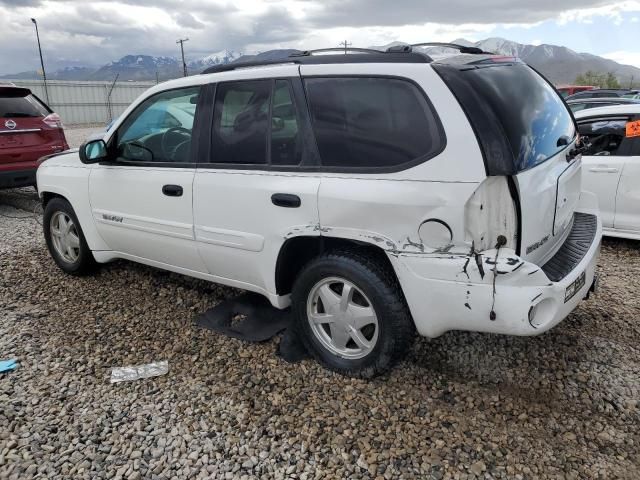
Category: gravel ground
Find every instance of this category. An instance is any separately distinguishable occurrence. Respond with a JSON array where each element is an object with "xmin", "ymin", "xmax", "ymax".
[
  {"xmin": 1, "ymin": 188, "xmax": 639, "ymax": 479},
  {"xmin": 63, "ymin": 125, "xmax": 106, "ymax": 149}
]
